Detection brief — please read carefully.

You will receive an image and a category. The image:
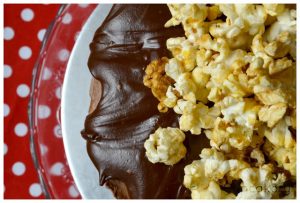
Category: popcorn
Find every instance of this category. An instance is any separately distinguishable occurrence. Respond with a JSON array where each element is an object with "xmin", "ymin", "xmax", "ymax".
[
  {"xmin": 163, "ymin": 86, "xmax": 179, "ymax": 108},
  {"xmin": 255, "ymin": 89, "xmax": 286, "ymax": 106},
  {"xmin": 223, "ymin": 73, "xmax": 252, "ymax": 97},
  {"xmin": 205, "ymin": 118, "xmax": 253, "ymax": 150},
  {"xmin": 207, "ymin": 5, "xmax": 222, "ymax": 21},
  {"xmin": 246, "ymin": 56, "xmax": 265, "ymax": 77},
  {"xmin": 249, "ymin": 125, "xmax": 266, "ymax": 148},
  {"xmin": 165, "ymin": 57, "xmax": 185, "ymax": 81},
  {"xmin": 270, "ymin": 63, "xmax": 296, "ymax": 108},
  {"xmin": 200, "ymin": 151, "xmax": 250, "ymax": 180},
  {"xmin": 268, "ymin": 57, "xmax": 292, "ymax": 75},
  {"xmin": 250, "ymin": 148, "xmax": 265, "ymax": 166},
  {"xmin": 183, "ymin": 160, "xmax": 210, "ymax": 193},
  {"xmin": 143, "ymin": 57, "xmax": 175, "ymax": 112},
  {"xmin": 173, "ymin": 99, "xmax": 193, "ymax": 115},
  {"xmin": 210, "ymin": 4, "xmax": 267, "ymax": 39},
  {"xmin": 270, "ymin": 147, "xmax": 296, "ymax": 177},
  {"xmin": 192, "ymin": 66, "xmax": 210, "ymax": 87},
  {"xmin": 144, "ymin": 127, "xmax": 187, "ymax": 165},
  {"xmin": 166, "ymin": 37, "xmax": 197, "ymax": 71},
  {"xmin": 263, "ymin": 4, "xmax": 285, "ymax": 16},
  {"xmin": 184, "ymin": 148, "xmax": 248, "ymax": 199},
  {"xmin": 226, "ymin": 33, "xmax": 253, "ymax": 49},
  {"xmin": 289, "ymin": 108, "xmax": 296, "ymax": 129},
  {"xmin": 179, "ymin": 102, "xmax": 220, "ymax": 135},
  {"xmin": 165, "ymin": 4, "xmax": 208, "ymax": 27},
  {"xmin": 190, "ymin": 181, "xmax": 236, "ymax": 199},
  {"xmin": 264, "ymin": 8, "xmax": 296, "ymax": 60},
  {"xmin": 207, "ymin": 87, "xmax": 223, "ymax": 103},
  {"xmin": 196, "ymin": 34, "xmax": 231, "ymax": 62},
  {"xmin": 195, "ymin": 48, "xmax": 212, "ymax": 67},
  {"xmin": 237, "ymin": 164, "xmax": 287, "ymax": 199},
  {"xmin": 175, "ymin": 72, "xmax": 198, "ymax": 102},
  {"xmin": 184, "ymin": 148, "xmax": 288, "ymax": 199},
  {"xmin": 258, "ymin": 103, "xmax": 287, "ymax": 127},
  {"xmin": 251, "ymin": 34, "xmax": 275, "ymax": 69},
  {"xmin": 144, "ymin": 3, "xmax": 296, "ymax": 199},
  {"xmin": 219, "ymin": 96, "xmax": 261, "ymax": 129},
  {"xmin": 263, "ymin": 118, "xmax": 295, "ymax": 149},
  {"xmin": 263, "ymin": 139, "xmax": 296, "ymax": 177},
  {"xmin": 264, "ymin": 8, "xmax": 296, "ymax": 42},
  {"xmin": 165, "ymin": 4, "xmax": 213, "ymax": 42},
  {"xmin": 264, "ymin": 32, "xmax": 293, "ymax": 59},
  {"xmin": 184, "ymin": 148, "xmax": 289, "ymax": 199},
  {"xmin": 251, "ymin": 33, "xmax": 294, "ymax": 76}
]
